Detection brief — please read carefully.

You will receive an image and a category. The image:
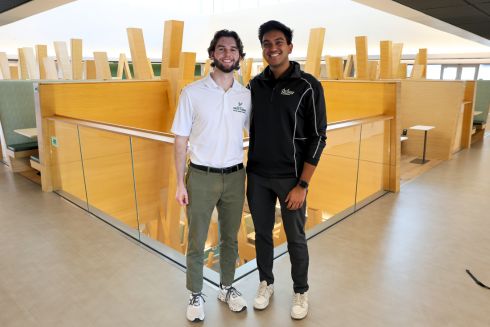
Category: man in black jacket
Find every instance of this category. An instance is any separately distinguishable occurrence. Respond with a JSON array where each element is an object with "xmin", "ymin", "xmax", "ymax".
[{"xmin": 247, "ymin": 20, "xmax": 327, "ymax": 320}]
